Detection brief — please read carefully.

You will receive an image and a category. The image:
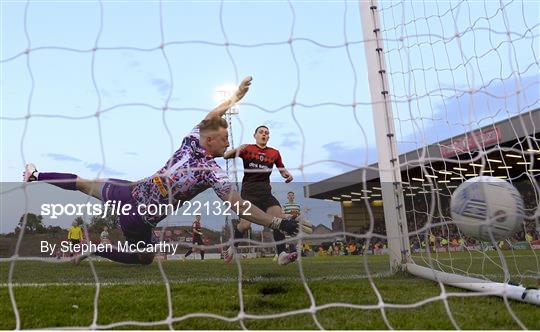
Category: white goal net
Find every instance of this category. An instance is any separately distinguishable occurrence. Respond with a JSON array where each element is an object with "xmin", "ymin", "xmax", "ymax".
[{"xmin": 1, "ymin": 0, "xmax": 539, "ymax": 330}]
